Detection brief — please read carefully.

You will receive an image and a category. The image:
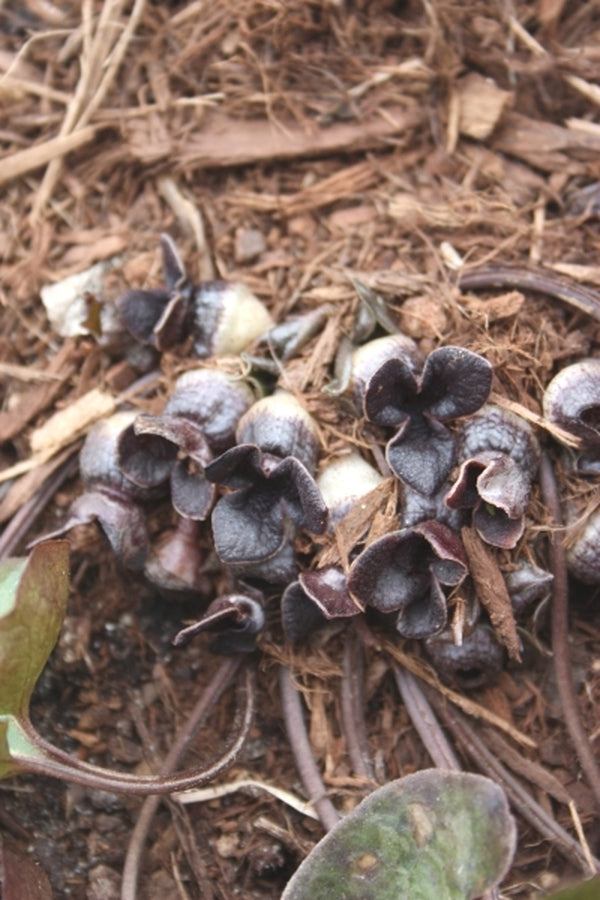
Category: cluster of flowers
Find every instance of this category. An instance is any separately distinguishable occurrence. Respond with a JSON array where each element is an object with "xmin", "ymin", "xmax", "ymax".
[{"xmin": 44, "ymin": 236, "xmax": 600, "ymax": 689}]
